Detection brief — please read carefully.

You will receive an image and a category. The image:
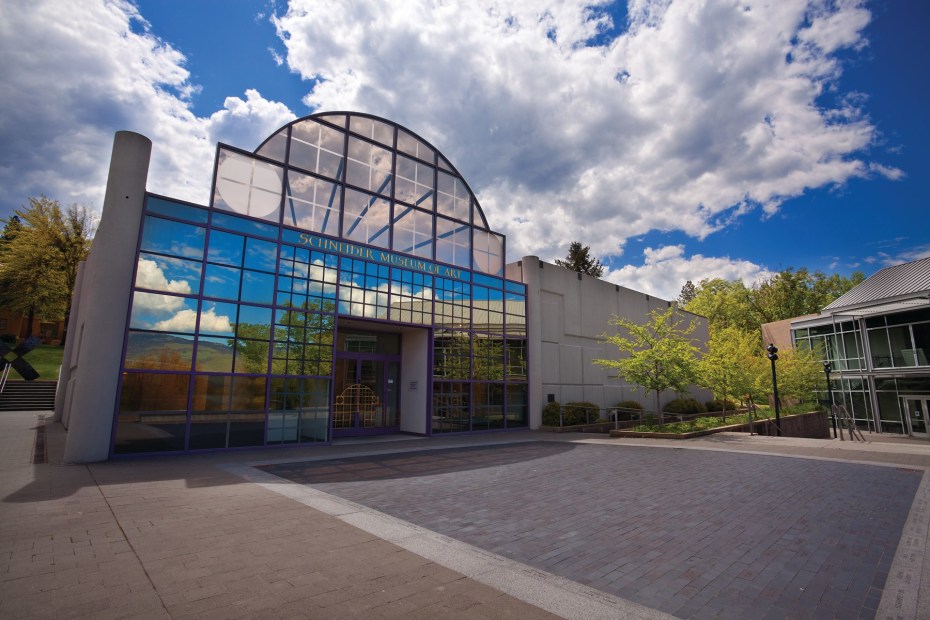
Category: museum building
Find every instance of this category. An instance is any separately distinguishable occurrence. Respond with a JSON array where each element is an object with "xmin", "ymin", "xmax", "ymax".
[{"xmin": 55, "ymin": 113, "xmax": 709, "ymax": 462}]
